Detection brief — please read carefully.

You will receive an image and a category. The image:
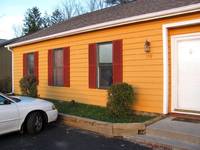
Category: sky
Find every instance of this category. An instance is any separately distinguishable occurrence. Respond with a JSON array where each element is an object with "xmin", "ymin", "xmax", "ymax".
[{"xmin": 0, "ymin": 0, "xmax": 78, "ymax": 39}]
